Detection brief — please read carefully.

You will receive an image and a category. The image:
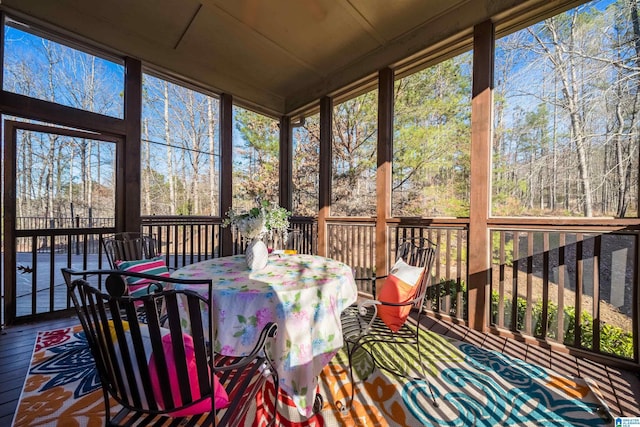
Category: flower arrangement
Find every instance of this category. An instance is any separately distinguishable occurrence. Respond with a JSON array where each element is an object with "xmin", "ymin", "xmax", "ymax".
[
  {"xmin": 223, "ymin": 200, "xmax": 291, "ymax": 241},
  {"xmin": 222, "ymin": 207, "xmax": 266, "ymax": 240}
]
